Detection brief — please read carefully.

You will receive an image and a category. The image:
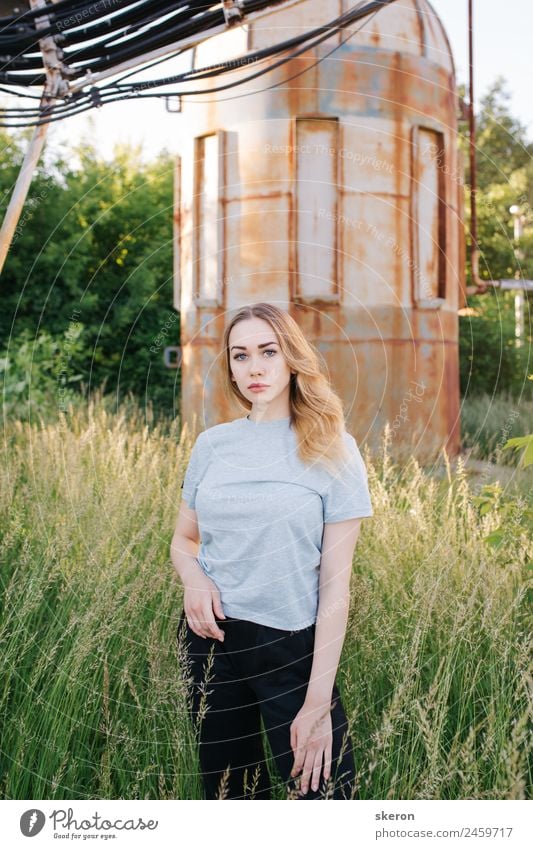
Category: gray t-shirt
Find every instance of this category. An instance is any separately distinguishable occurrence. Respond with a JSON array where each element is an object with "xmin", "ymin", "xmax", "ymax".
[{"xmin": 180, "ymin": 414, "xmax": 373, "ymax": 630}]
